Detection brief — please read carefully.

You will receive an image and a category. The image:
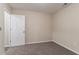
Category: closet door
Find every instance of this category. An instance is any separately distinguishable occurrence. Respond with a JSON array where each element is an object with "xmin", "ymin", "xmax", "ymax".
[{"xmin": 10, "ymin": 15, "xmax": 25, "ymax": 46}]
